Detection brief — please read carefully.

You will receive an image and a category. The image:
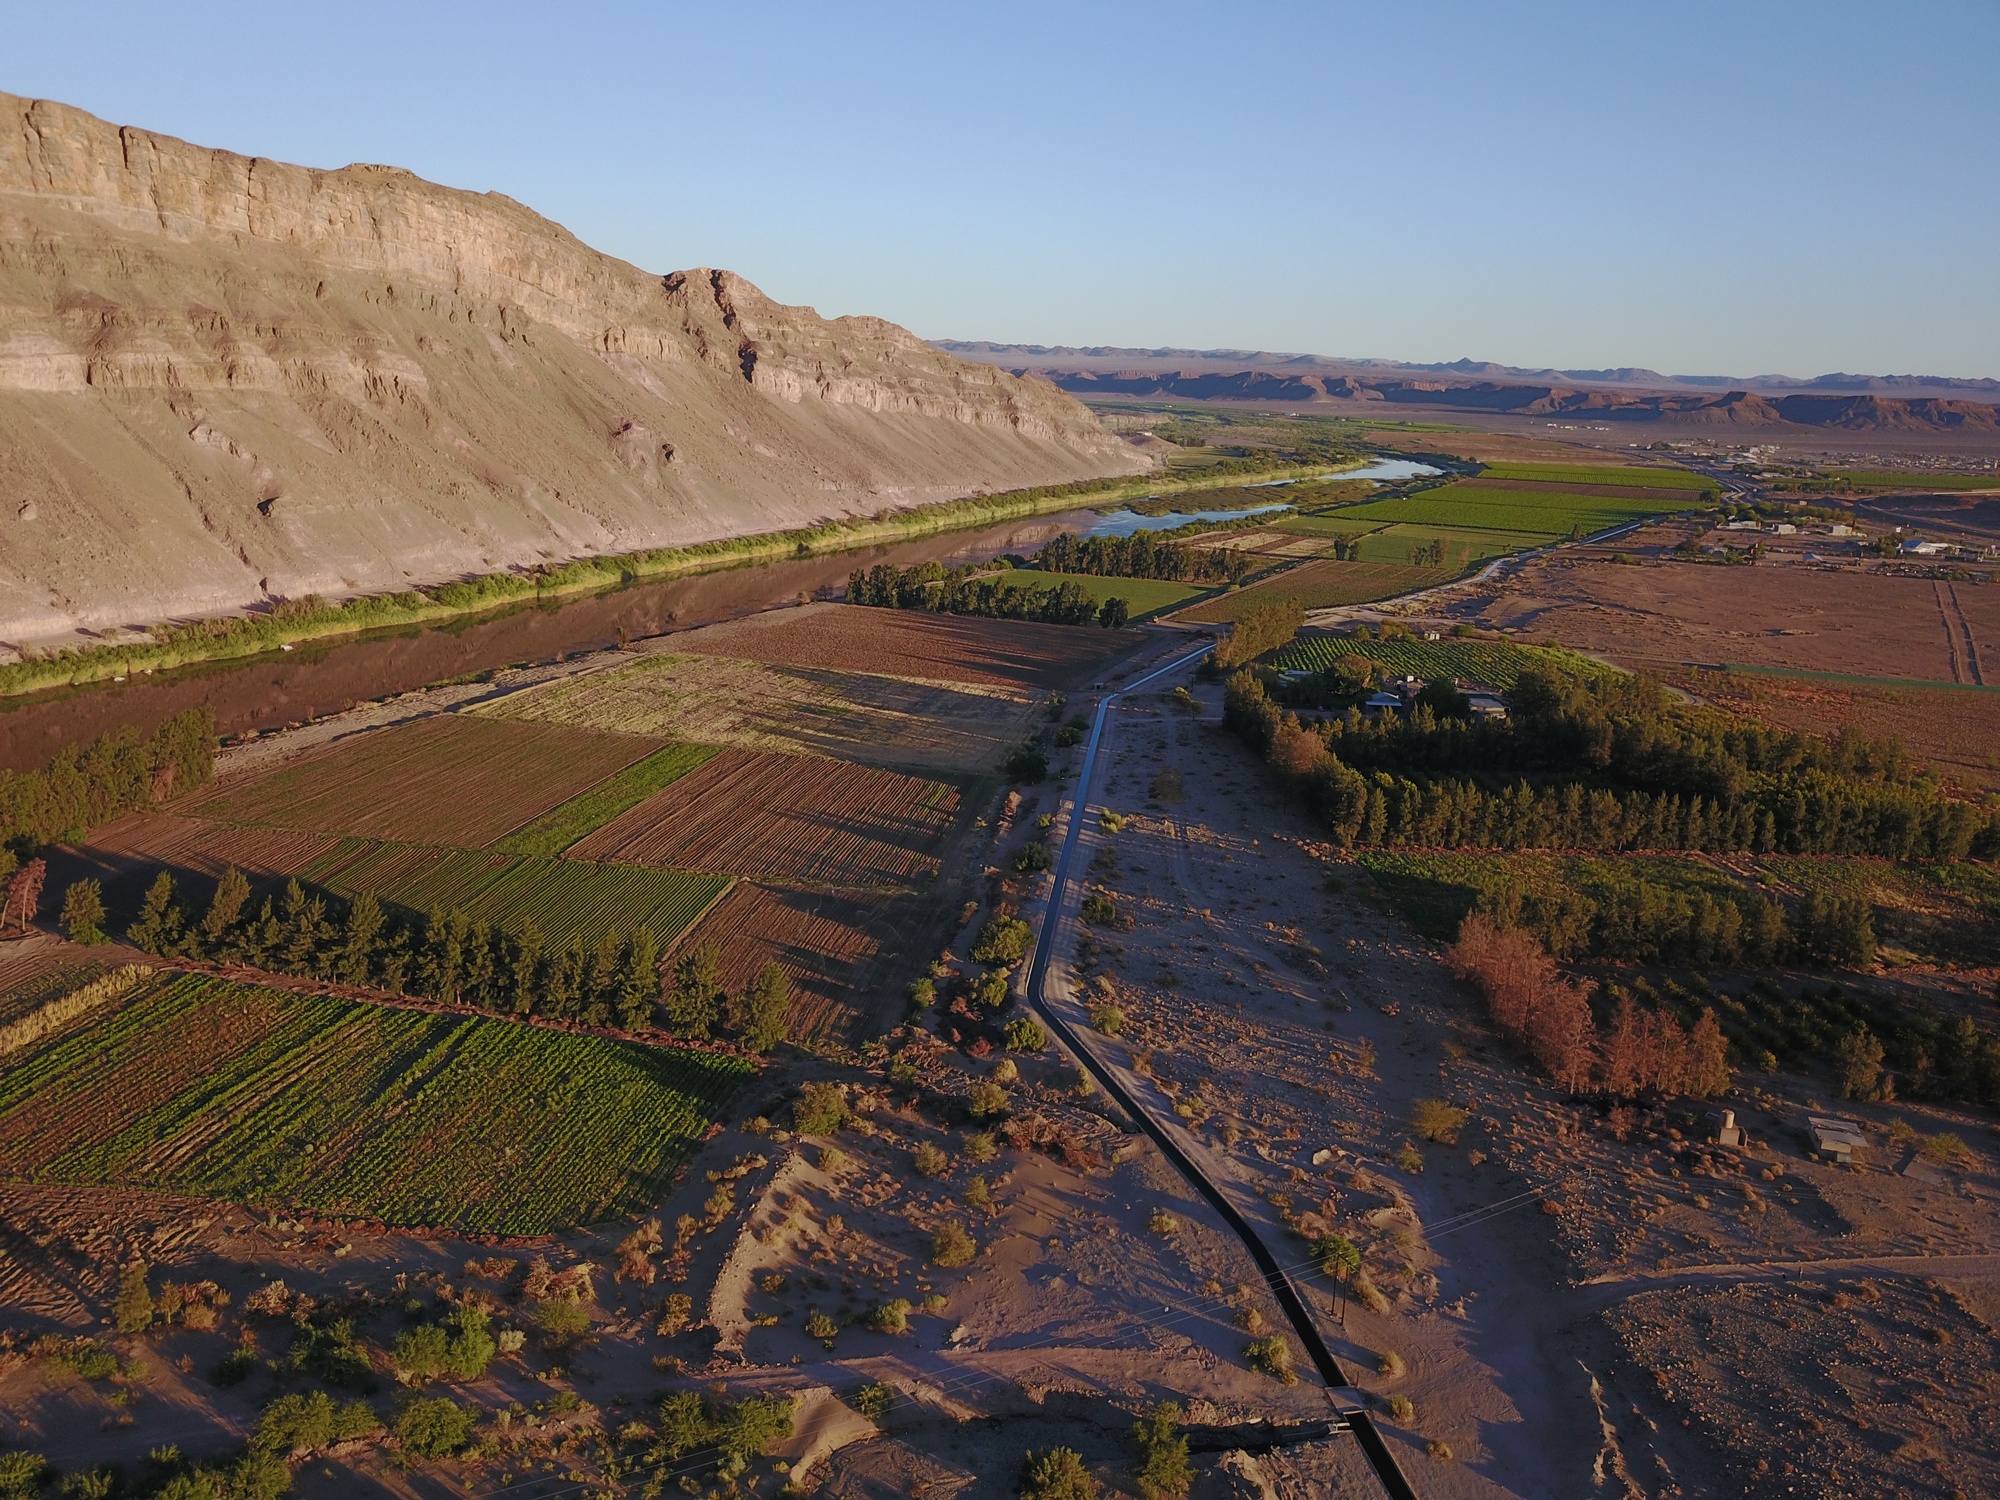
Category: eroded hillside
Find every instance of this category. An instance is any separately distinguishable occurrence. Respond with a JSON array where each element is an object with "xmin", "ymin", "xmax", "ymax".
[{"xmin": 0, "ymin": 93, "xmax": 1146, "ymax": 643}]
